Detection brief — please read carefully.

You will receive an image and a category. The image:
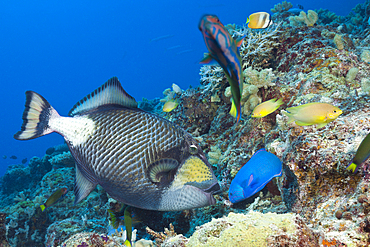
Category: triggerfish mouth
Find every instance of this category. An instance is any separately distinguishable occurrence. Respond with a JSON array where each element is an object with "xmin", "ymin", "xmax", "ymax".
[
  {"xmin": 199, "ymin": 14, "xmax": 244, "ymax": 123},
  {"xmin": 14, "ymin": 77, "xmax": 220, "ymax": 211}
]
